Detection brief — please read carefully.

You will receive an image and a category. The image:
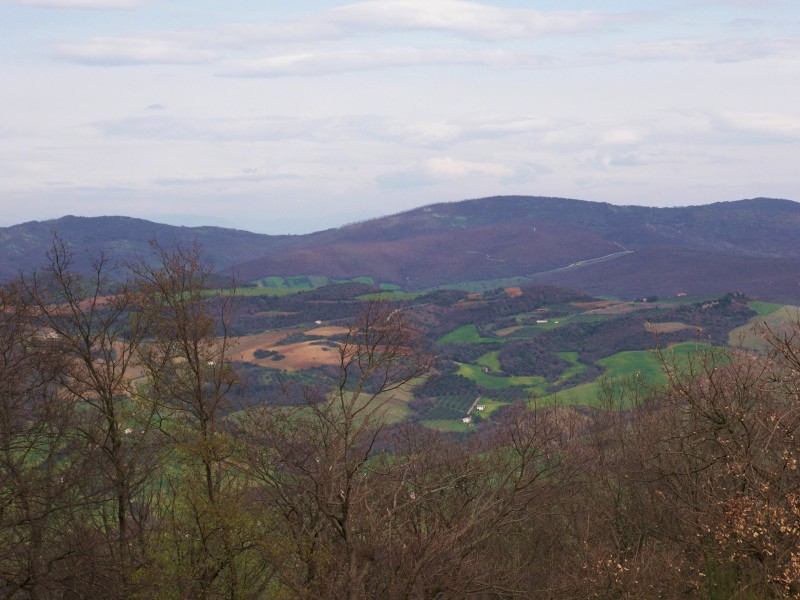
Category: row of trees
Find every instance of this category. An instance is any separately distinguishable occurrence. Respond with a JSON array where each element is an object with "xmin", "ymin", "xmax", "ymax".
[{"xmin": 1, "ymin": 241, "xmax": 800, "ymax": 598}]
